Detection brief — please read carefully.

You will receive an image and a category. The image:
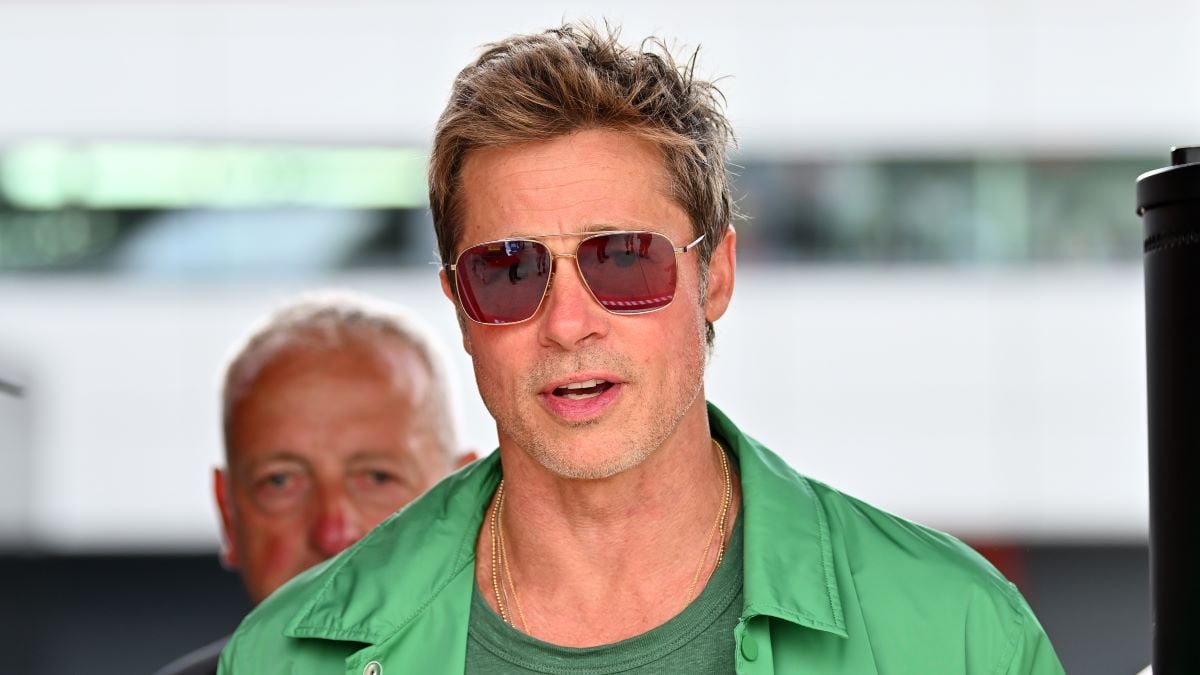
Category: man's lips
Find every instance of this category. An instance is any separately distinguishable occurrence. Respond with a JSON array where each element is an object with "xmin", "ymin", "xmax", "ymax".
[
  {"xmin": 554, "ymin": 378, "xmax": 614, "ymax": 400},
  {"xmin": 540, "ymin": 373, "xmax": 625, "ymax": 399},
  {"xmin": 538, "ymin": 377, "xmax": 624, "ymax": 420}
]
